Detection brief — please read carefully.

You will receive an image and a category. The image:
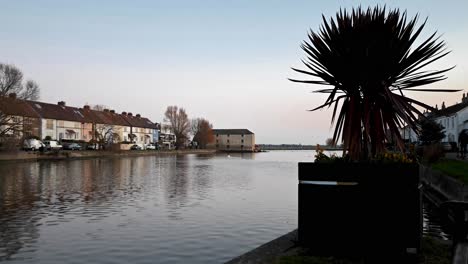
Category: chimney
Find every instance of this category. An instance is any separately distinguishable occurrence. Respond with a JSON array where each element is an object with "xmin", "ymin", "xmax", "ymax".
[
  {"xmin": 110, "ymin": 110, "xmax": 115, "ymax": 114},
  {"xmin": 8, "ymin": 93, "xmax": 17, "ymax": 99},
  {"xmin": 442, "ymin": 102, "xmax": 446, "ymax": 109},
  {"xmin": 58, "ymin": 101, "xmax": 66, "ymax": 106},
  {"xmin": 128, "ymin": 112, "xmax": 133, "ymax": 117},
  {"xmin": 83, "ymin": 105, "xmax": 90, "ymax": 110},
  {"xmin": 103, "ymin": 109, "xmax": 109, "ymax": 112},
  {"xmin": 122, "ymin": 111, "xmax": 127, "ymax": 115},
  {"xmin": 136, "ymin": 114, "xmax": 141, "ymax": 118}
]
